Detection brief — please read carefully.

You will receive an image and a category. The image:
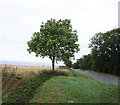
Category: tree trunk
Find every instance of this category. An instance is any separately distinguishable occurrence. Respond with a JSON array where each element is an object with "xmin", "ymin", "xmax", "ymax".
[{"xmin": 52, "ymin": 56, "xmax": 55, "ymax": 71}]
